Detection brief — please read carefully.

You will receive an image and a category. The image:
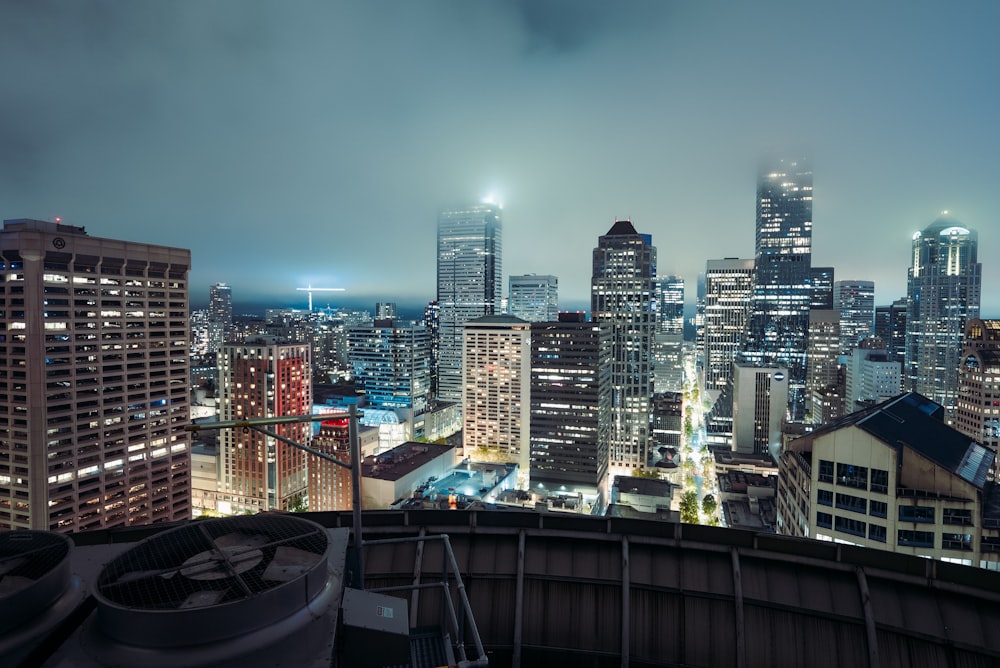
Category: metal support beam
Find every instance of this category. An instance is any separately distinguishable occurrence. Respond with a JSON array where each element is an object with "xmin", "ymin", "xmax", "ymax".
[
  {"xmin": 856, "ymin": 567, "xmax": 881, "ymax": 668},
  {"xmin": 513, "ymin": 529, "xmax": 526, "ymax": 668},
  {"xmin": 622, "ymin": 536, "xmax": 630, "ymax": 668},
  {"xmin": 731, "ymin": 548, "xmax": 746, "ymax": 668},
  {"xmin": 410, "ymin": 527, "xmax": 427, "ymax": 628}
]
